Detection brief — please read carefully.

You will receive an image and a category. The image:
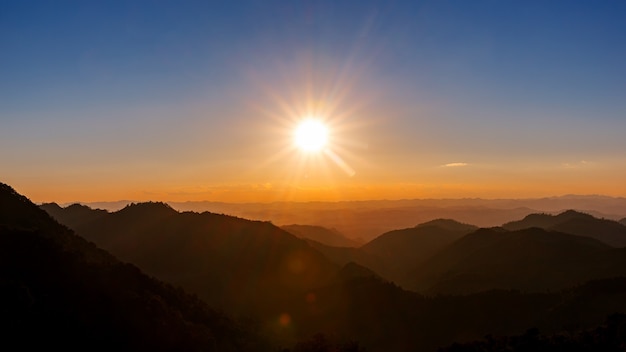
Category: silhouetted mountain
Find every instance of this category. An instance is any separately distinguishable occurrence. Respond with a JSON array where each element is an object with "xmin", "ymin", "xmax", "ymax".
[
  {"xmin": 41, "ymin": 202, "xmax": 108, "ymax": 228},
  {"xmin": 38, "ymin": 192, "xmax": 626, "ymax": 351},
  {"xmin": 298, "ymin": 275, "xmax": 626, "ymax": 352},
  {"xmin": 360, "ymin": 219, "xmax": 477, "ymax": 285},
  {"xmin": 410, "ymin": 227, "xmax": 626, "ymax": 294},
  {"xmin": 417, "ymin": 219, "xmax": 479, "ymax": 233},
  {"xmin": 503, "ymin": 210, "xmax": 626, "ymax": 247},
  {"xmin": 620, "ymin": 218, "xmax": 626, "ymax": 226},
  {"xmin": 0, "ymin": 183, "xmax": 269, "ymax": 351},
  {"xmin": 337, "ymin": 262, "xmax": 381, "ymax": 281},
  {"xmin": 282, "ymin": 224, "xmax": 360, "ymax": 247},
  {"xmin": 305, "ymin": 239, "xmax": 387, "ymax": 278},
  {"xmin": 45, "ymin": 201, "xmax": 339, "ymax": 339}
]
